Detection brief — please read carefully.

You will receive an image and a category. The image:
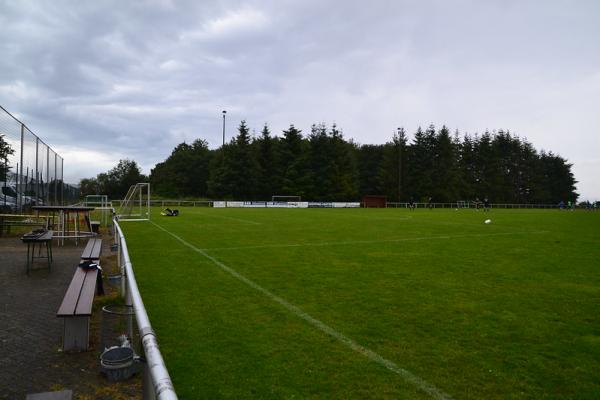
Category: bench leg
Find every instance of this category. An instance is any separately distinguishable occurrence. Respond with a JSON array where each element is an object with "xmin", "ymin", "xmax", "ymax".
[
  {"xmin": 47, "ymin": 241, "xmax": 52, "ymax": 271},
  {"xmin": 26, "ymin": 243, "xmax": 31, "ymax": 275},
  {"xmin": 62, "ymin": 316, "xmax": 90, "ymax": 351}
]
